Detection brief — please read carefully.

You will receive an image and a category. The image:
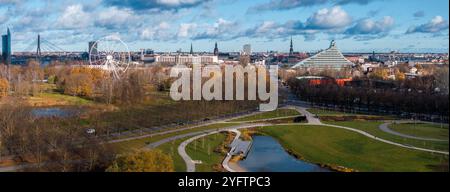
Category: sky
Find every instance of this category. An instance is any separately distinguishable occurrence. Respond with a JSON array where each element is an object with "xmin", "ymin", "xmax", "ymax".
[{"xmin": 0, "ymin": 0, "xmax": 449, "ymax": 53}]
